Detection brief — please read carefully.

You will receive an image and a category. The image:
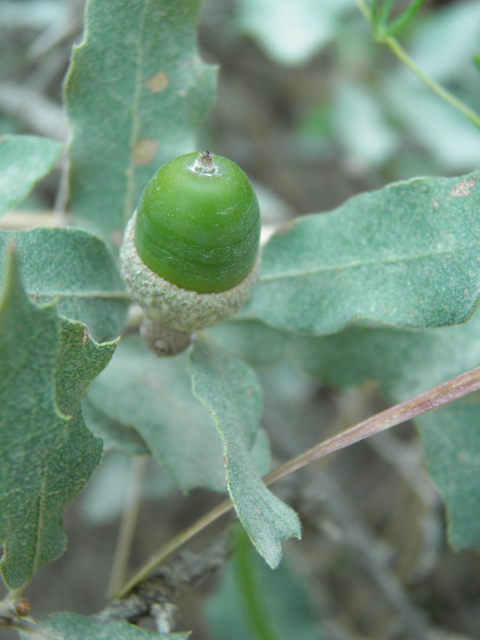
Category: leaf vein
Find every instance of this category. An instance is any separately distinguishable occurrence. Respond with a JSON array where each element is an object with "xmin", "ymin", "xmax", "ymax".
[{"xmin": 261, "ymin": 246, "xmax": 477, "ymax": 281}]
